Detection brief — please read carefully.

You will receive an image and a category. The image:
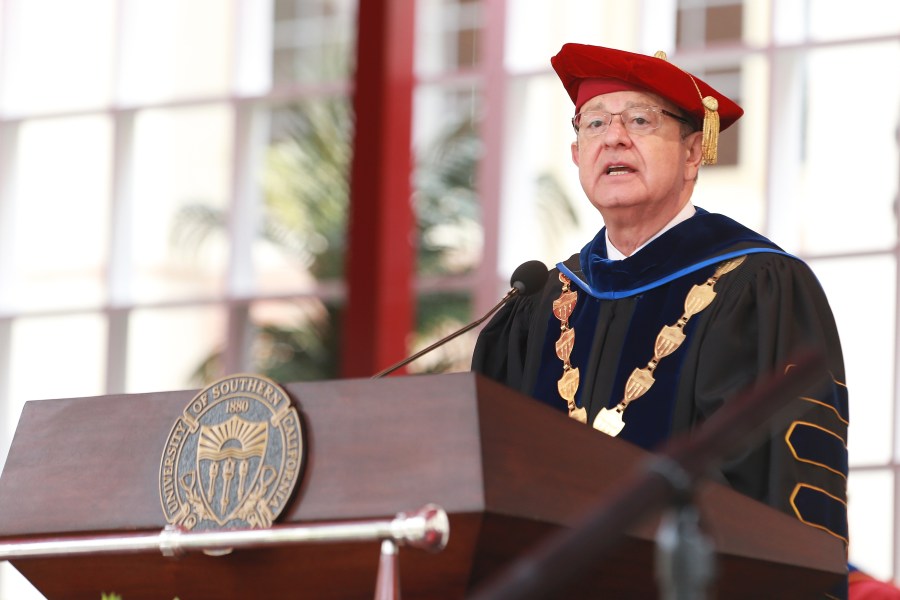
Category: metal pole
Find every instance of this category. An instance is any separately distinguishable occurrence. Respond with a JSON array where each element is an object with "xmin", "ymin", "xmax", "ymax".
[
  {"xmin": 0, "ymin": 503, "xmax": 449, "ymax": 561},
  {"xmin": 374, "ymin": 539, "xmax": 400, "ymax": 600}
]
